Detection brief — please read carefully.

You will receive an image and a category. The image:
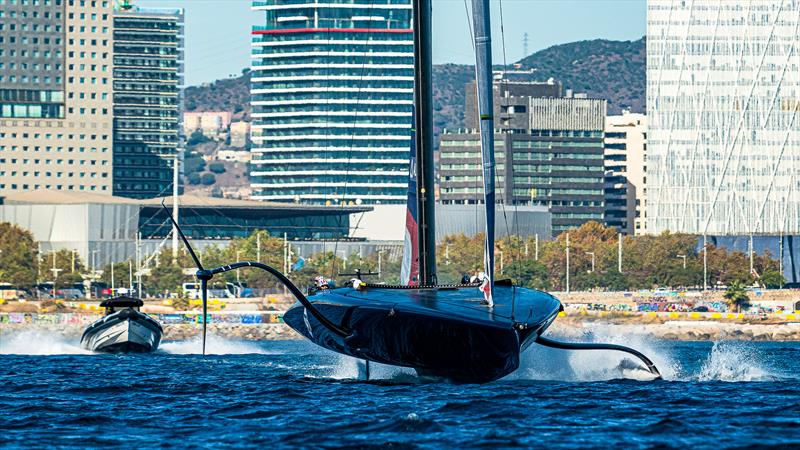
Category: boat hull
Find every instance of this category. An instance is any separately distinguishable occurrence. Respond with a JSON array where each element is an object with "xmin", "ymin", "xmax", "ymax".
[
  {"xmin": 81, "ymin": 308, "xmax": 163, "ymax": 353},
  {"xmin": 283, "ymin": 283, "xmax": 561, "ymax": 382}
]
